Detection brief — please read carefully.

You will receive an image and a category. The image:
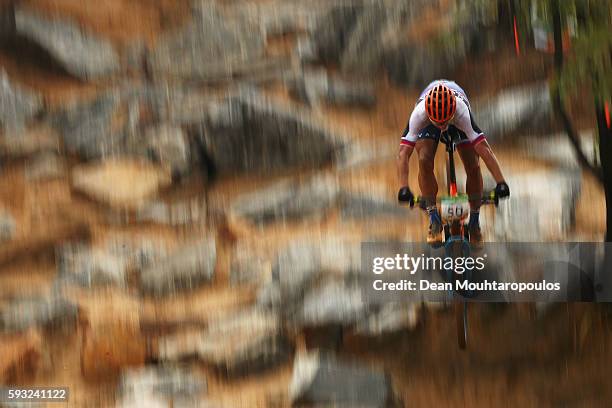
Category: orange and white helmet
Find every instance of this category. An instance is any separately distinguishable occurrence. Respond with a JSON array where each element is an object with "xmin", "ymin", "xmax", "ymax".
[{"xmin": 425, "ymin": 84, "xmax": 457, "ymax": 124}]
